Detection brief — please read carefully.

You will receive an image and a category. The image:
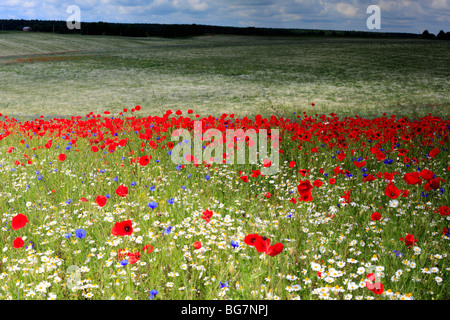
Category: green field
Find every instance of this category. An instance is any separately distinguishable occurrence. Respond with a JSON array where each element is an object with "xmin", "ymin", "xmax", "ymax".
[{"xmin": 0, "ymin": 31, "xmax": 449, "ymax": 119}]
